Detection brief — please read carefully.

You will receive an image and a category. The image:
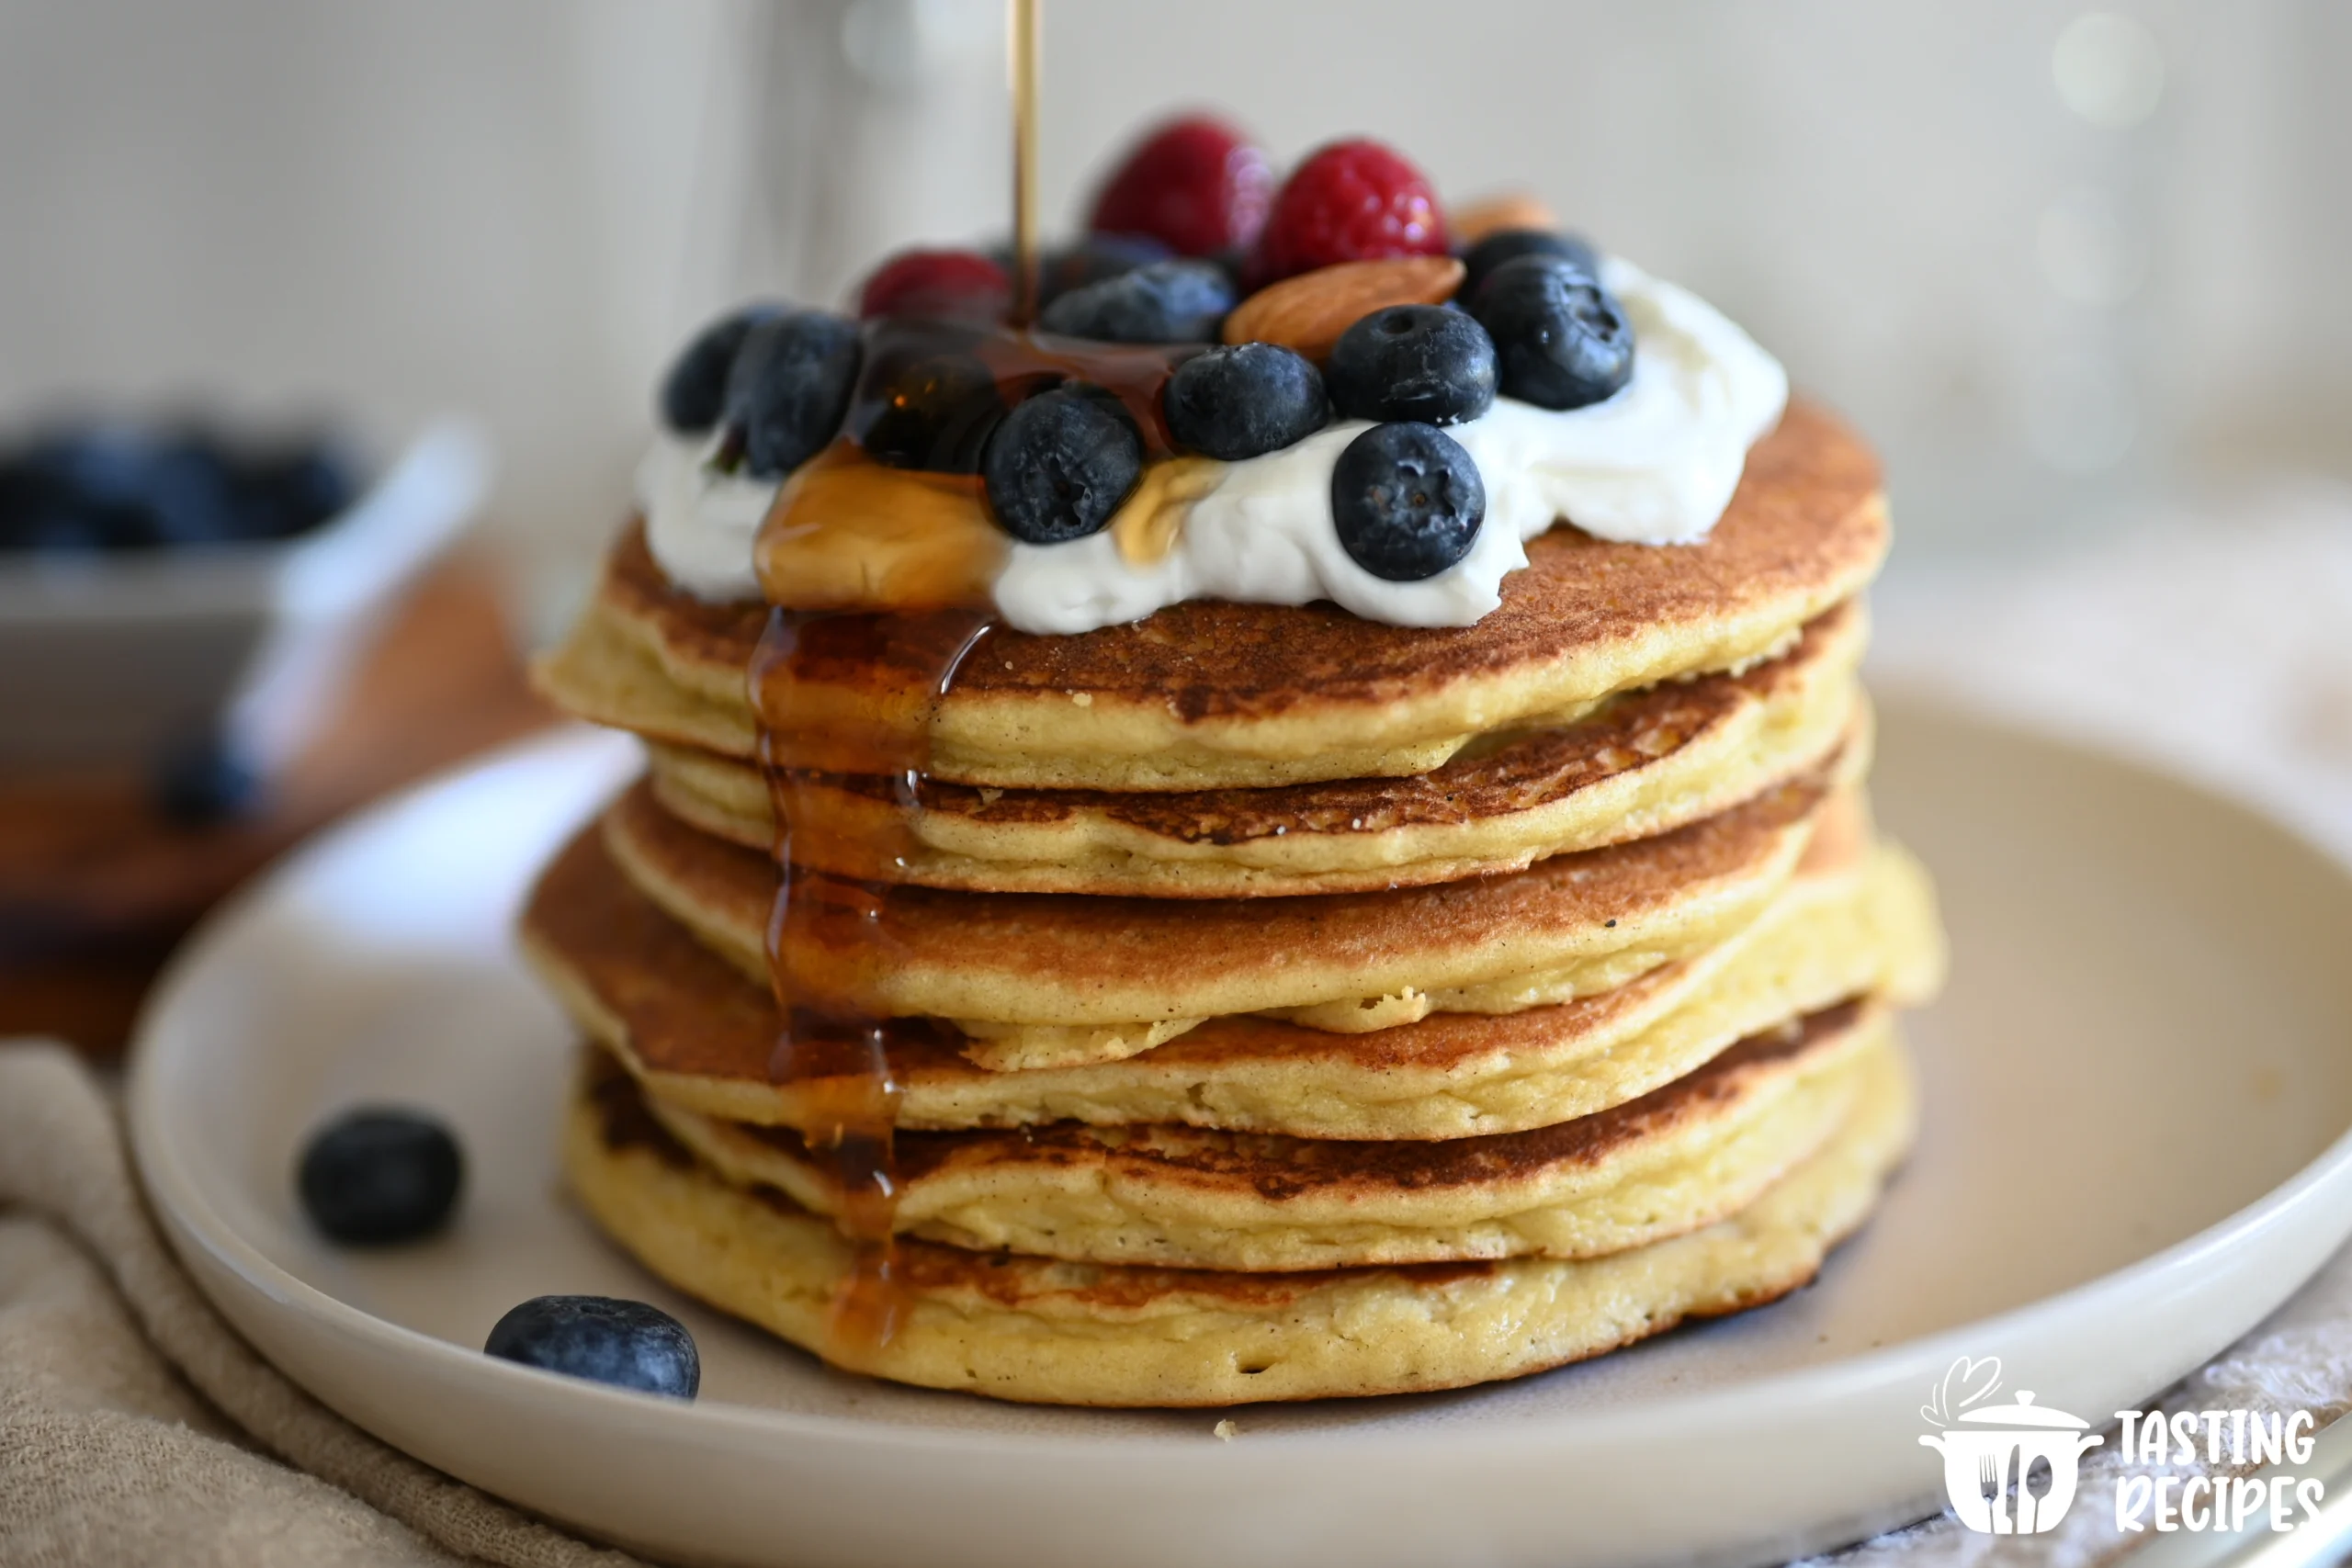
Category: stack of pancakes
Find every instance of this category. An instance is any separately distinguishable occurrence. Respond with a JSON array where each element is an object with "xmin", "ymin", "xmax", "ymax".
[{"xmin": 524, "ymin": 398, "xmax": 1943, "ymax": 1406}]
